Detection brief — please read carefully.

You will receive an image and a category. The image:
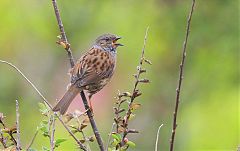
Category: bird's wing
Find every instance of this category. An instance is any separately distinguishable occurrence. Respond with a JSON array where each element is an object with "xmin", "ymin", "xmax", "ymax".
[{"xmin": 69, "ymin": 47, "xmax": 115, "ymax": 87}]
